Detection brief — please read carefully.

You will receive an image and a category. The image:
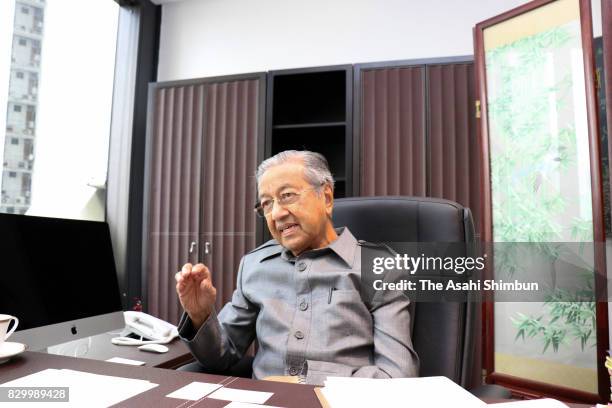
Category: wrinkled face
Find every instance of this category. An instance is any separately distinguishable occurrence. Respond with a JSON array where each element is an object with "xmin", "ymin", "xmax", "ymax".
[{"xmin": 258, "ymin": 161, "xmax": 334, "ymax": 256}]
